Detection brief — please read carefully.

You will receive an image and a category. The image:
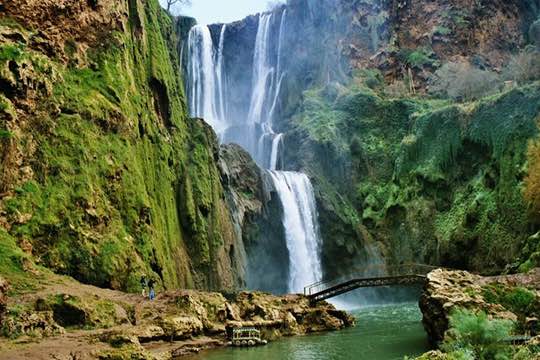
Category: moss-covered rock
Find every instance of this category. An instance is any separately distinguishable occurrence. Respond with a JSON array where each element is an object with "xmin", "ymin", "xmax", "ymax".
[{"xmin": 0, "ymin": 0, "xmax": 253, "ymax": 292}]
